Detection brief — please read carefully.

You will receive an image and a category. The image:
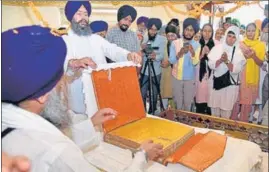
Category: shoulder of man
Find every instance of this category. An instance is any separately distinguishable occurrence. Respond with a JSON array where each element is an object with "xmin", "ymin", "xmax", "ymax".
[{"xmin": 157, "ymin": 34, "xmax": 166, "ymax": 41}]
